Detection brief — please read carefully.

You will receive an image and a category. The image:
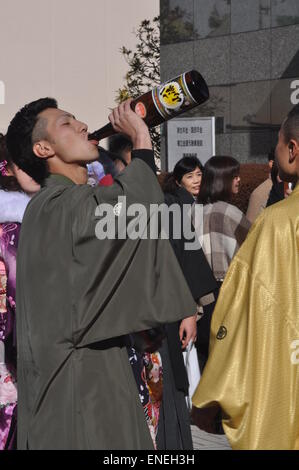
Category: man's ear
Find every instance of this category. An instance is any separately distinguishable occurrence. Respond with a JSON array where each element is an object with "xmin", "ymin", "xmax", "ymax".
[
  {"xmin": 288, "ymin": 139, "xmax": 299, "ymax": 159},
  {"xmin": 33, "ymin": 140, "xmax": 55, "ymax": 159}
]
